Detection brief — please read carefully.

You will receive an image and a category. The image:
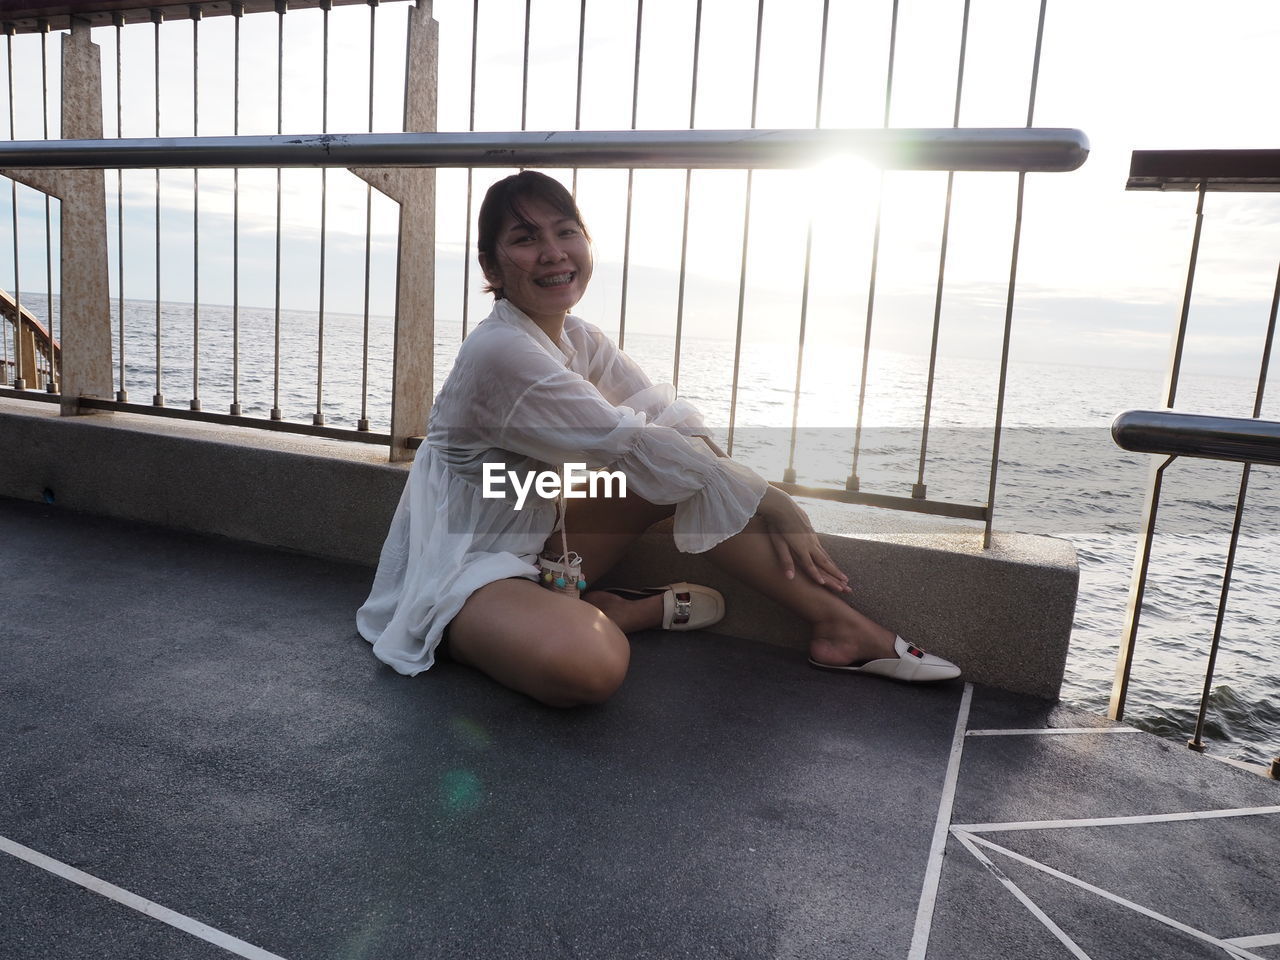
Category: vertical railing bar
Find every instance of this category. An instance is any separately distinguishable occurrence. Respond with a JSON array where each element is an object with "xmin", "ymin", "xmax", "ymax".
[
  {"xmin": 152, "ymin": 8, "xmax": 164, "ymax": 406},
  {"xmin": 2, "ymin": 23, "xmax": 11, "ymax": 384},
  {"xmin": 1165, "ymin": 182, "xmax": 1206, "ymax": 410},
  {"xmin": 784, "ymin": 0, "xmax": 831, "ymax": 484},
  {"xmin": 270, "ymin": 0, "xmax": 285, "ymax": 421},
  {"xmin": 848, "ymin": 0, "xmax": 900, "ymax": 490},
  {"xmin": 1189, "ymin": 463, "xmax": 1251, "ymax": 752},
  {"xmin": 461, "ymin": 0, "xmax": 478, "ymax": 338},
  {"xmin": 1249, "ymin": 258, "xmax": 1280, "ymax": 422},
  {"xmin": 571, "ymin": 0, "xmax": 585, "ymax": 197},
  {"xmin": 1, "ymin": 50, "xmax": 5, "ymax": 388},
  {"xmin": 1110, "ymin": 181, "xmax": 1207, "ymax": 721},
  {"xmin": 189, "ymin": 4, "xmax": 201, "ymax": 410},
  {"xmin": 1187, "ymin": 255, "xmax": 1280, "ymax": 753},
  {"xmin": 1109, "ymin": 454, "xmax": 1177, "ymax": 721},
  {"xmin": 520, "ymin": 0, "xmax": 530, "ymax": 132},
  {"xmin": 39, "ymin": 19, "xmax": 56, "ymax": 393},
  {"xmin": 115, "ymin": 12, "xmax": 127, "ymax": 402},
  {"xmin": 725, "ymin": 0, "xmax": 765, "ymax": 456},
  {"xmin": 0, "ymin": 31, "xmax": 5, "ymax": 383},
  {"xmin": 914, "ymin": 0, "xmax": 972, "ymax": 498},
  {"xmin": 616, "ymin": 0, "xmax": 643, "ymax": 351},
  {"xmin": 983, "ymin": 0, "xmax": 1047, "ymax": 549},
  {"xmin": 314, "ymin": 0, "xmax": 331, "ymax": 425},
  {"xmin": 7, "ymin": 26, "xmax": 23, "ymax": 390},
  {"xmin": 358, "ymin": 0, "xmax": 377, "ymax": 432},
  {"xmin": 670, "ymin": 0, "xmax": 702, "ymax": 391},
  {"xmin": 230, "ymin": 0, "xmax": 242, "ymax": 414}
]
